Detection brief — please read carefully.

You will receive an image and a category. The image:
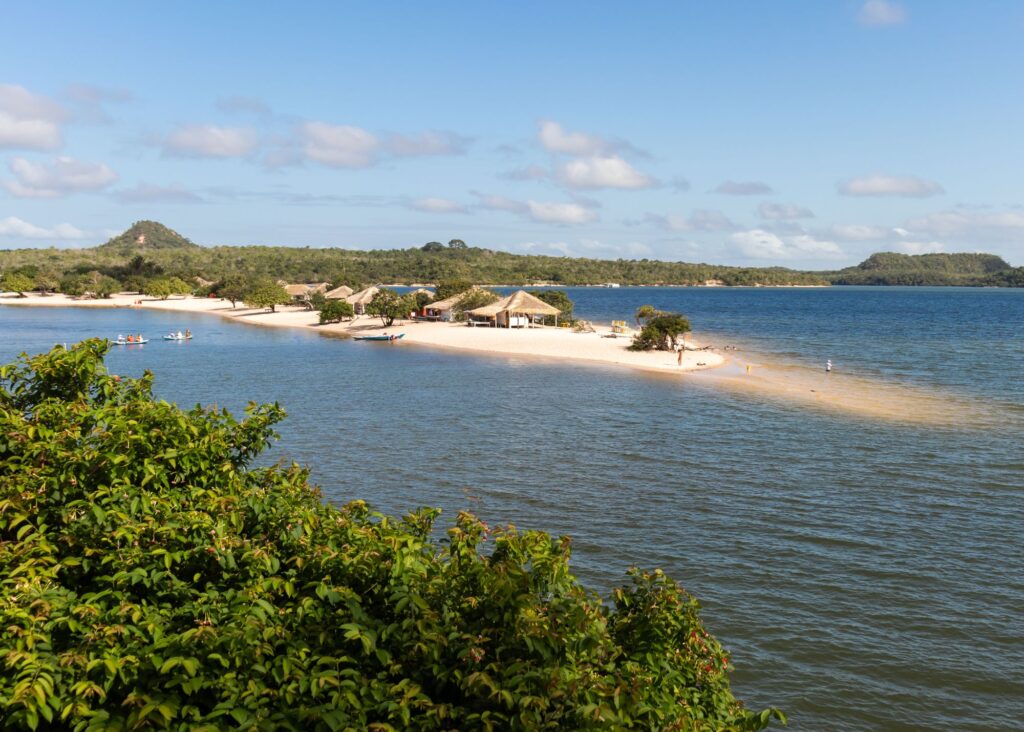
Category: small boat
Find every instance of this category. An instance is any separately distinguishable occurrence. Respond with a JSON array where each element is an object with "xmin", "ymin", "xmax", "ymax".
[
  {"xmin": 163, "ymin": 334, "xmax": 193, "ymax": 341},
  {"xmin": 353, "ymin": 333, "xmax": 405, "ymax": 342},
  {"xmin": 113, "ymin": 338, "xmax": 148, "ymax": 345}
]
